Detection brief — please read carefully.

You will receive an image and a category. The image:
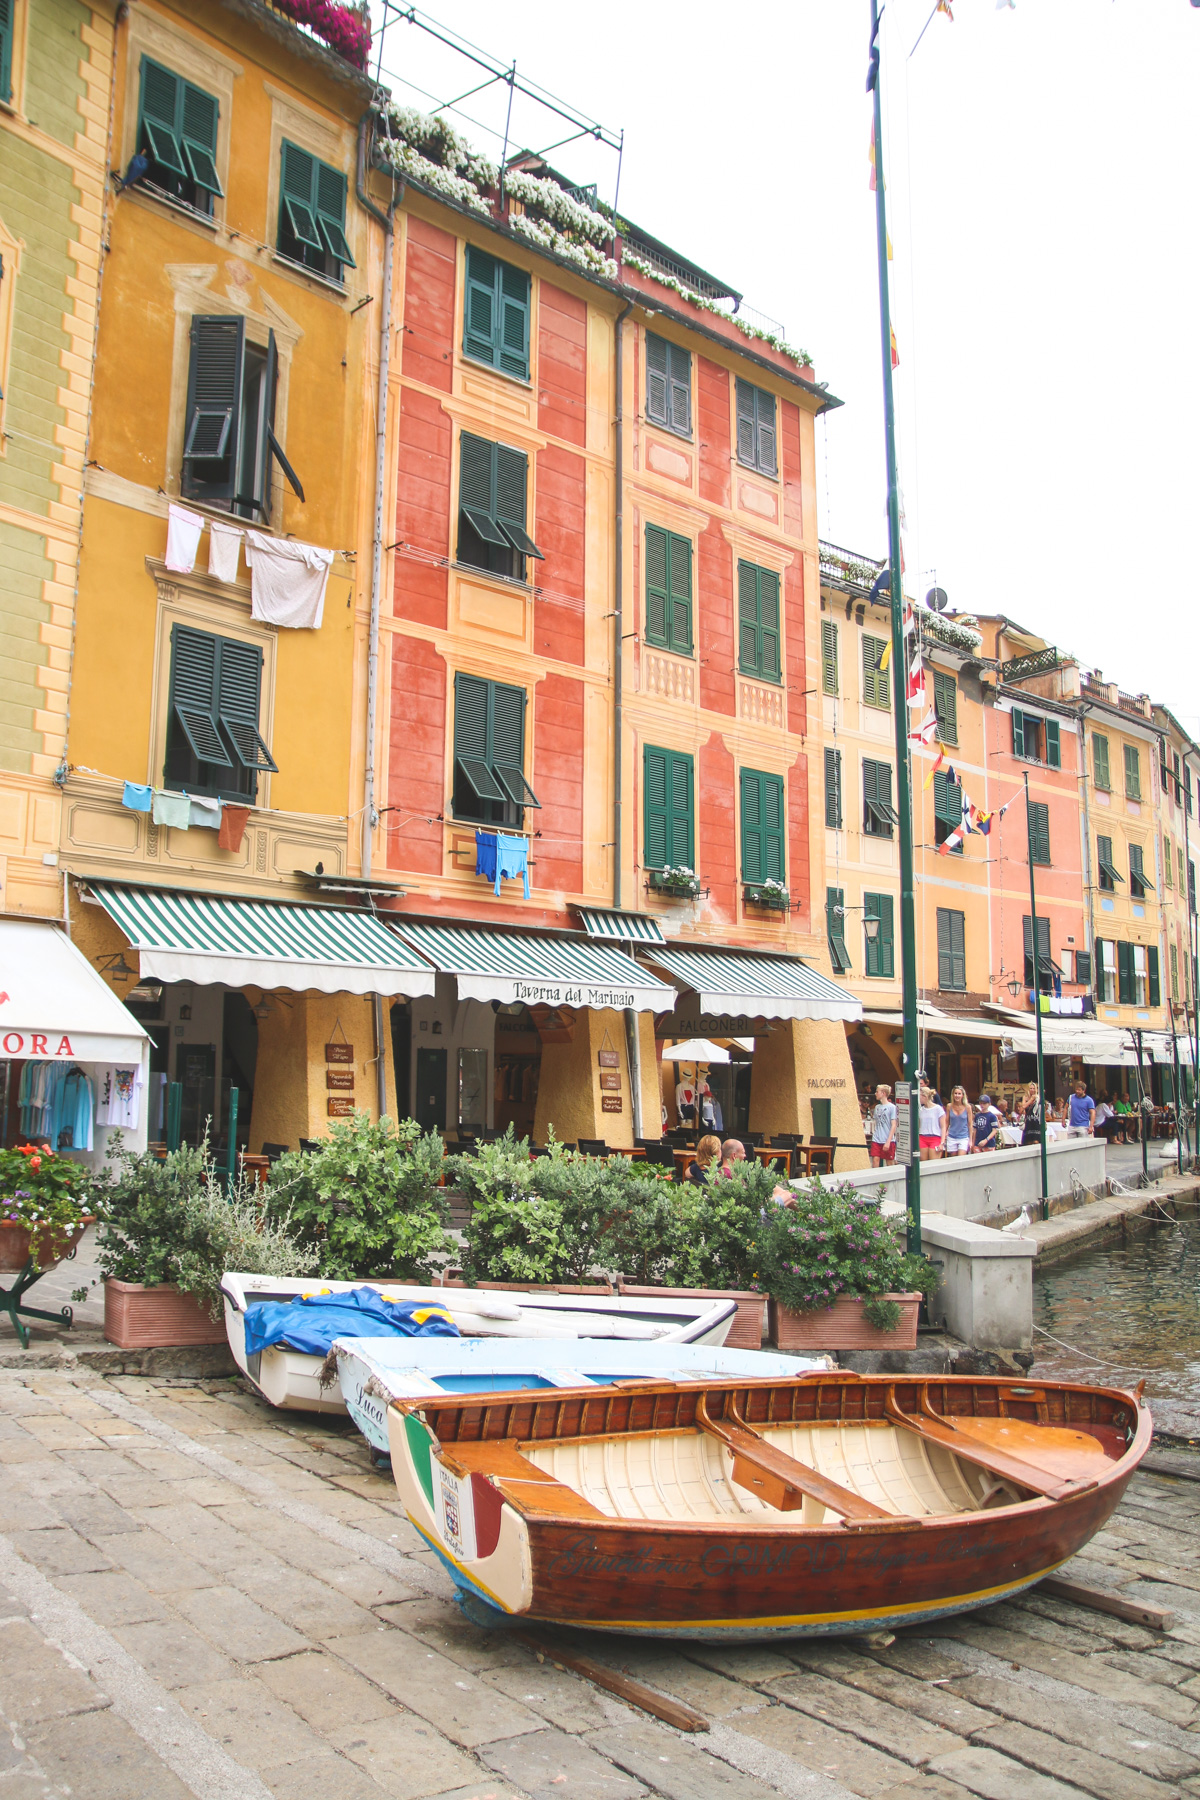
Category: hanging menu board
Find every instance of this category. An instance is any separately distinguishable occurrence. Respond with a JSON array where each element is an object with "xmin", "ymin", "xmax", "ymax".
[
  {"xmin": 325, "ymin": 1043, "xmax": 354, "ymax": 1064},
  {"xmin": 327, "ymin": 1096, "xmax": 355, "ymax": 1117}
]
